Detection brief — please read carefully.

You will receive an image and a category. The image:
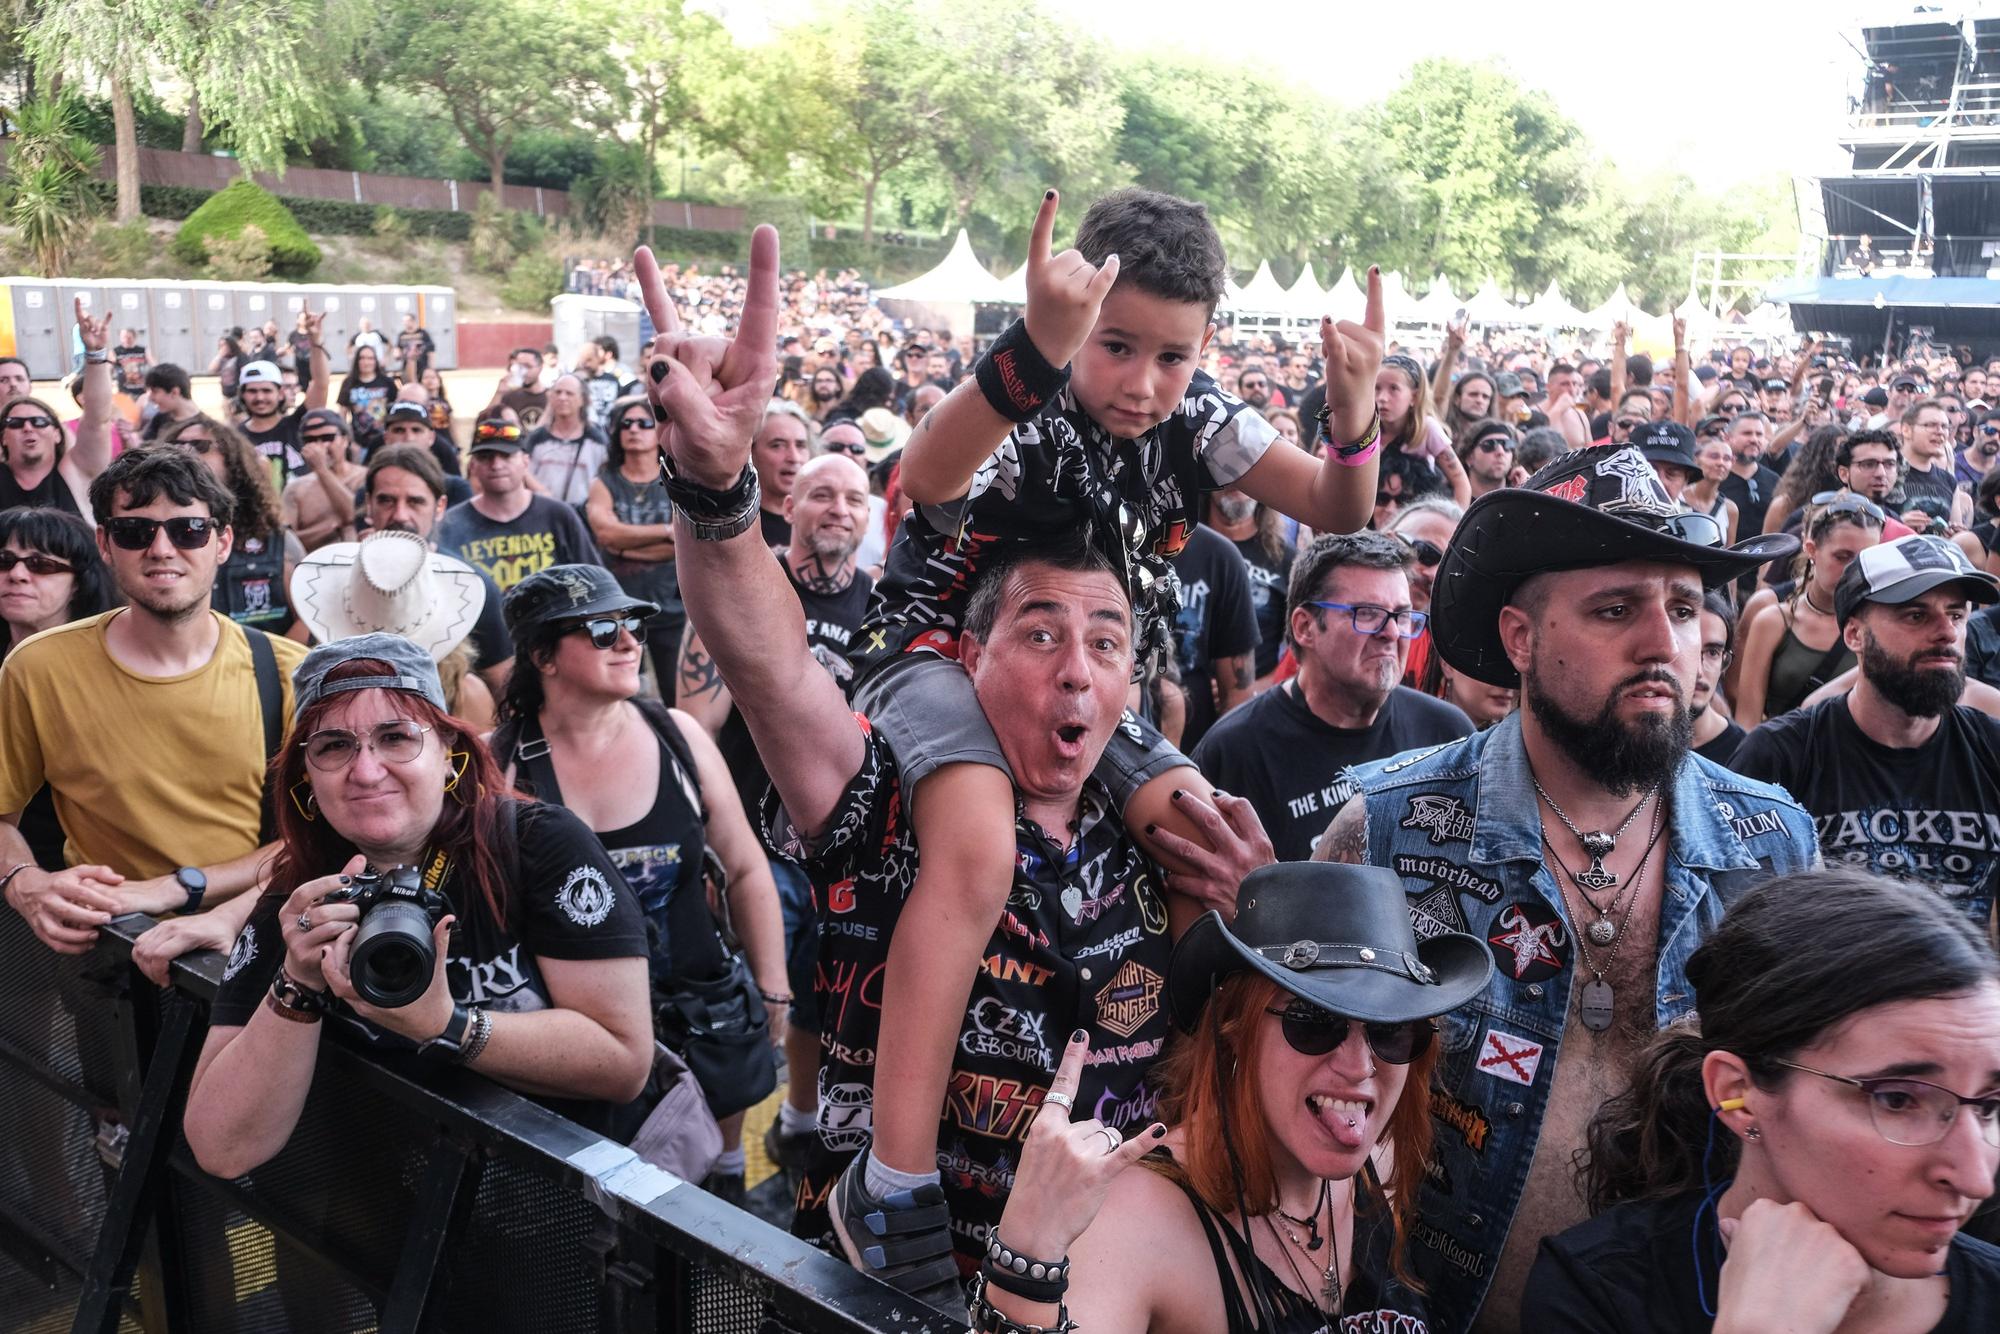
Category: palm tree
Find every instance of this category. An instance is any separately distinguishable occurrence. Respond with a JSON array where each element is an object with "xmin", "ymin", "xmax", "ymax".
[{"xmin": 3, "ymin": 94, "xmax": 102, "ymax": 275}]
